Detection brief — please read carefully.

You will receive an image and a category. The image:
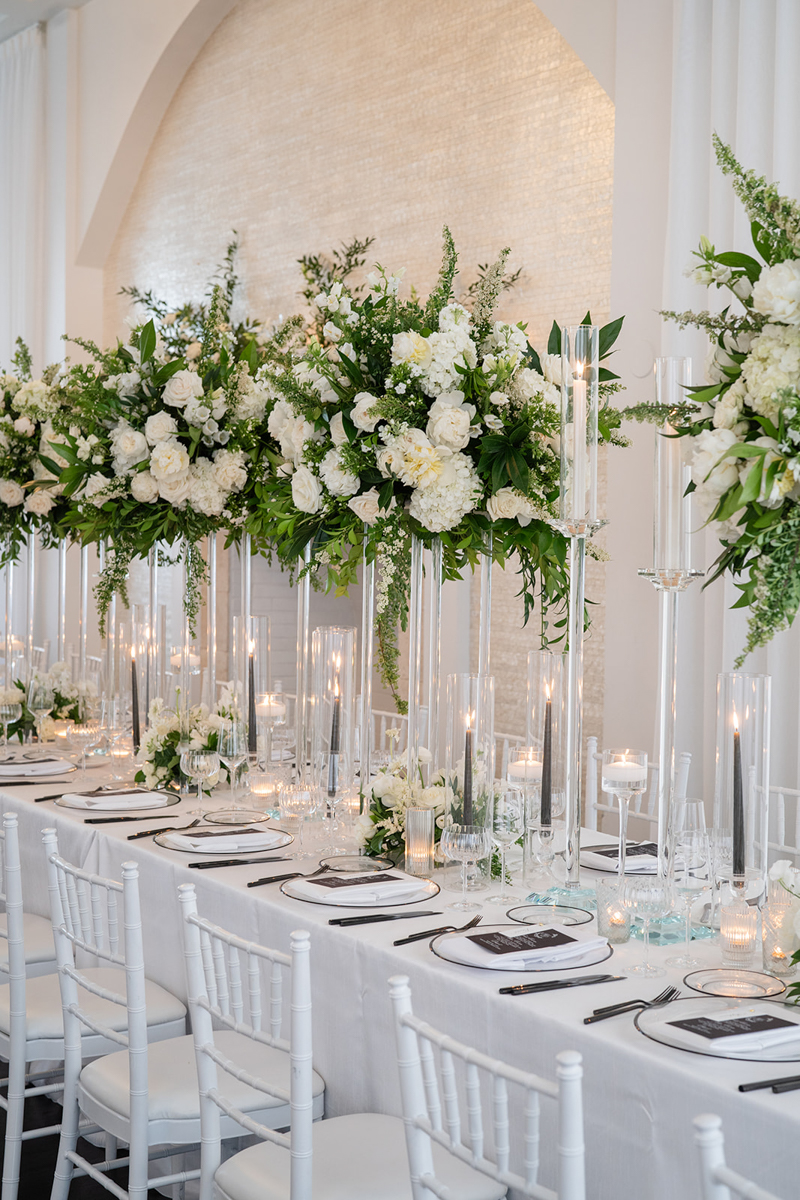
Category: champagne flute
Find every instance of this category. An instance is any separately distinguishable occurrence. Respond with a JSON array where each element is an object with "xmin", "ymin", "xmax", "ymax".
[
  {"xmin": 68, "ymin": 703, "xmax": 101, "ymax": 783},
  {"xmin": 27, "ymin": 680, "xmax": 54, "ymax": 758},
  {"xmin": 487, "ymin": 785, "xmax": 524, "ymax": 903},
  {"xmin": 0, "ymin": 700, "xmax": 22, "ymax": 761},
  {"xmin": 666, "ymin": 830, "xmax": 711, "ymax": 969},
  {"xmin": 214, "ymin": 718, "xmax": 262, "ymax": 824}
]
